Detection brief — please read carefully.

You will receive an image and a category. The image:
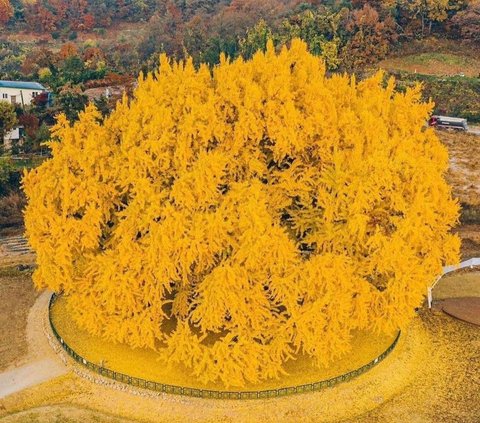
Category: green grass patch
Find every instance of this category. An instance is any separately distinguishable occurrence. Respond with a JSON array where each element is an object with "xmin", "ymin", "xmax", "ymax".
[
  {"xmin": 8, "ymin": 157, "xmax": 47, "ymax": 170},
  {"xmin": 391, "ymin": 71, "xmax": 480, "ymax": 123},
  {"xmin": 401, "ymin": 52, "xmax": 474, "ymax": 67}
]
